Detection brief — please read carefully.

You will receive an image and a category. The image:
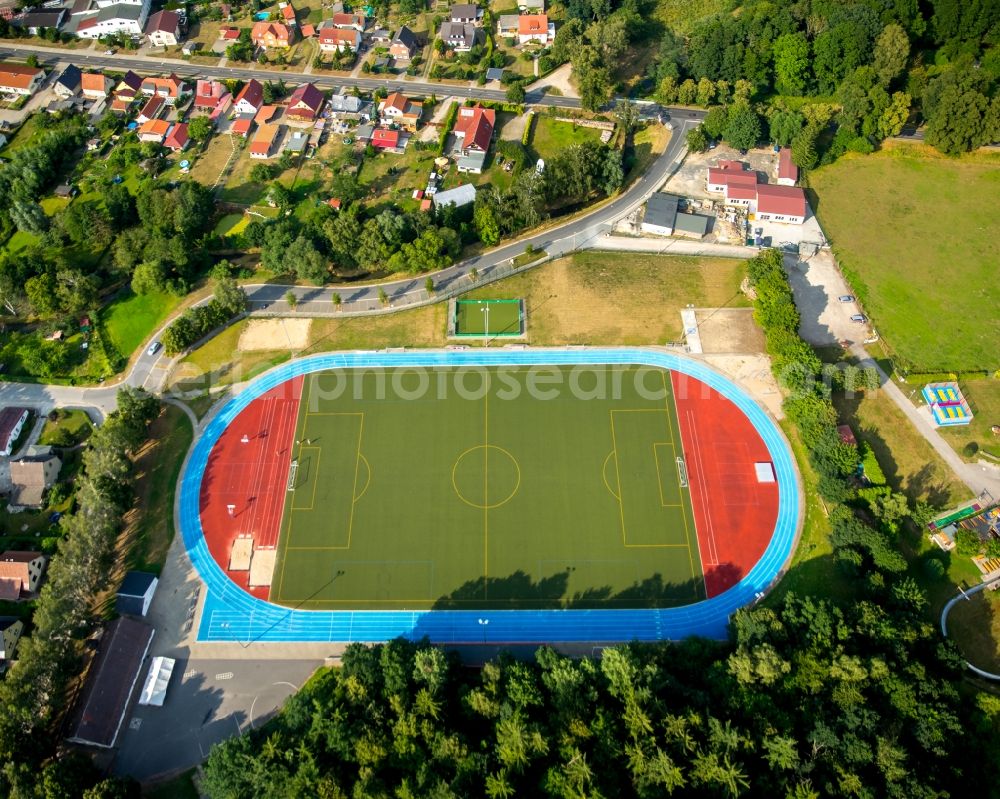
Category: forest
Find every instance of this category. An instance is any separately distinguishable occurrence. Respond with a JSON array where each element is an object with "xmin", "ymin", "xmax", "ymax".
[{"xmin": 556, "ymin": 0, "xmax": 998, "ymax": 158}]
